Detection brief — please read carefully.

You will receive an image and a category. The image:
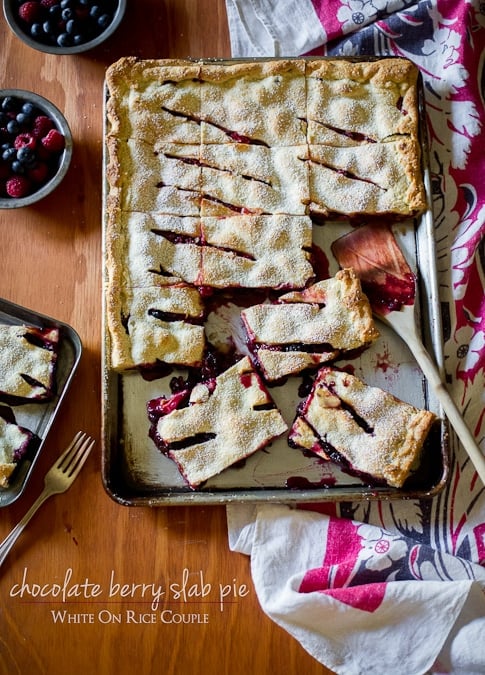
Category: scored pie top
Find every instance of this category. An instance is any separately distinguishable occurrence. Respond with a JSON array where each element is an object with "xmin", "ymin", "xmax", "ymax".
[
  {"xmin": 104, "ymin": 56, "xmax": 427, "ymax": 374},
  {"xmin": 148, "ymin": 356, "xmax": 288, "ymax": 487},
  {"xmin": 241, "ymin": 268, "xmax": 379, "ymax": 380},
  {"xmin": 289, "ymin": 366, "xmax": 437, "ymax": 488},
  {"xmin": 0, "ymin": 324, "xmax": 59, "ymax": 403}
]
